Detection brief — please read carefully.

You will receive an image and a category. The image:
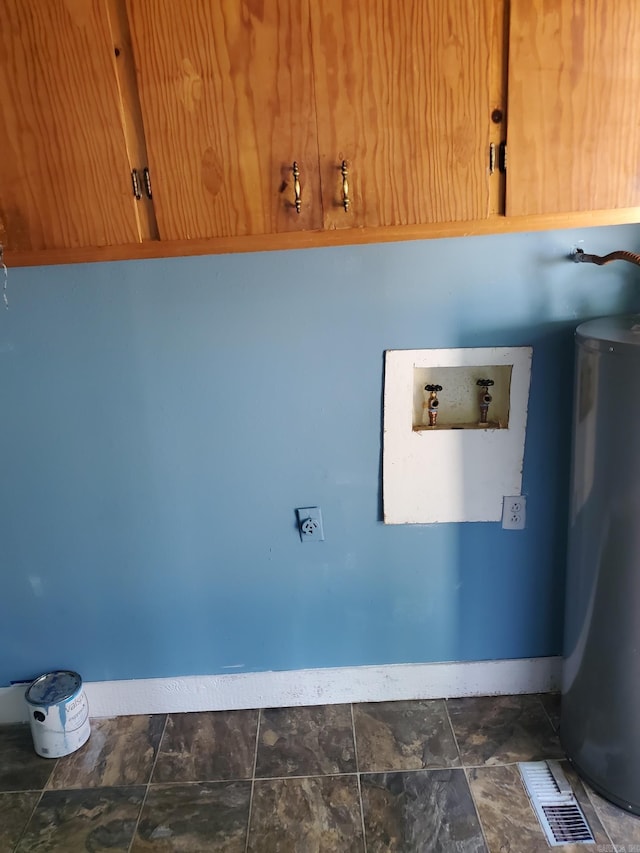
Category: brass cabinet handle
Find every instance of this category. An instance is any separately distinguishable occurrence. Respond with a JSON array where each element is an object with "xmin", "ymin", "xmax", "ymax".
[
  {"xmin": 131, "ymin": 168, "xmax": 141, "ymax": 200},
  {"xmin": 292, "ymin": 161, "xmax": 301, "ymax": 213},
  {"xmin": 143, "ymin": 167, "xmax": 153, "ymax": 200},
  {"xmin": 341, "ymin": 160, "xmax": 350, "ymax": 212}
]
